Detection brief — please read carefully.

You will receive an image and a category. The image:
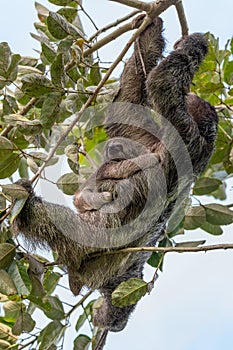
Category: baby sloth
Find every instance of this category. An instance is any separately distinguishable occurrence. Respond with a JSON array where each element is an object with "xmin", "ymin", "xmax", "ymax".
[
  {"xmin": 74, "ymin": 136, "xmax": 154, "ymax": 213},
  {"xmin": 12, "ymin": 15, "xmax": 218, "ymax": 334}
]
